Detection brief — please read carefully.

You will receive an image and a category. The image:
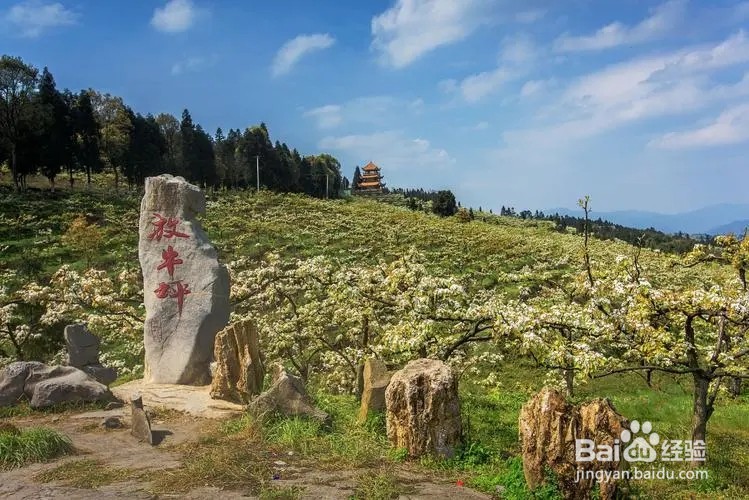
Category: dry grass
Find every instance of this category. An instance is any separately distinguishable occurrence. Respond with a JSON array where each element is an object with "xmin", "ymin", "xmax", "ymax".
[{"xmin": 35, "ymin": 458, "xmax": 147, "ymax": 488}]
